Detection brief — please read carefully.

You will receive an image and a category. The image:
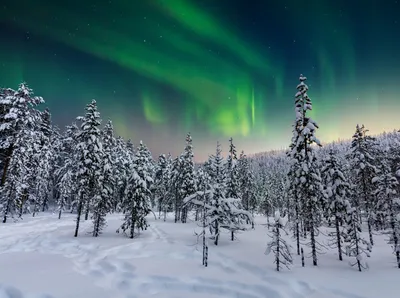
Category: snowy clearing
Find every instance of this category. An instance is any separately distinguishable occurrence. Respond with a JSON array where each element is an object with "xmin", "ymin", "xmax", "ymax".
[{"xmin": 0, "ymin": 213, "xmax": 398, "ymax": 298}]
